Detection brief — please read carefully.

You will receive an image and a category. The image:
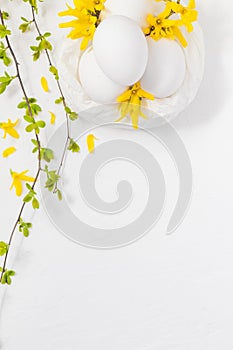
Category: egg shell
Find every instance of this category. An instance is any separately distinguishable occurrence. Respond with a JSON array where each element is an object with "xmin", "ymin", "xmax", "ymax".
[
  {"xmin": 103, "ymin": 0, "xmax": 160, "ymax": 27},
  {"xmin": 78, "ymin": 47, "xmax": 126, "ymax": 104},
  {"xmin": 93, "ymin": 15, "xmax": 148, "ymax": 86},
  {"xmin": 140, "ymin": 38, "xmax": 186, "ymax": 99}
]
